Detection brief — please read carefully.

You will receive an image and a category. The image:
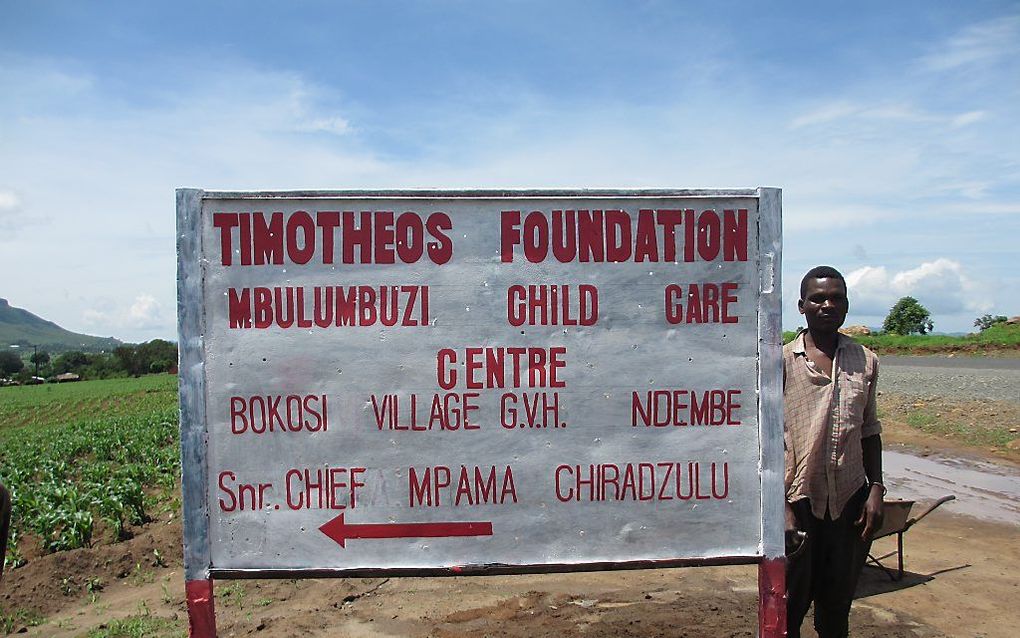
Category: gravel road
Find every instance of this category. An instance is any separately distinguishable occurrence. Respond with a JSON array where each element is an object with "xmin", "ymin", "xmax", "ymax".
[
  {"xmin": 868, "ymin": 356, "xmax": 1020, "ymax": 525},
  {"xmin": 879, "ymin": 356, "xmax": 1020, "ymax": 403}
]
